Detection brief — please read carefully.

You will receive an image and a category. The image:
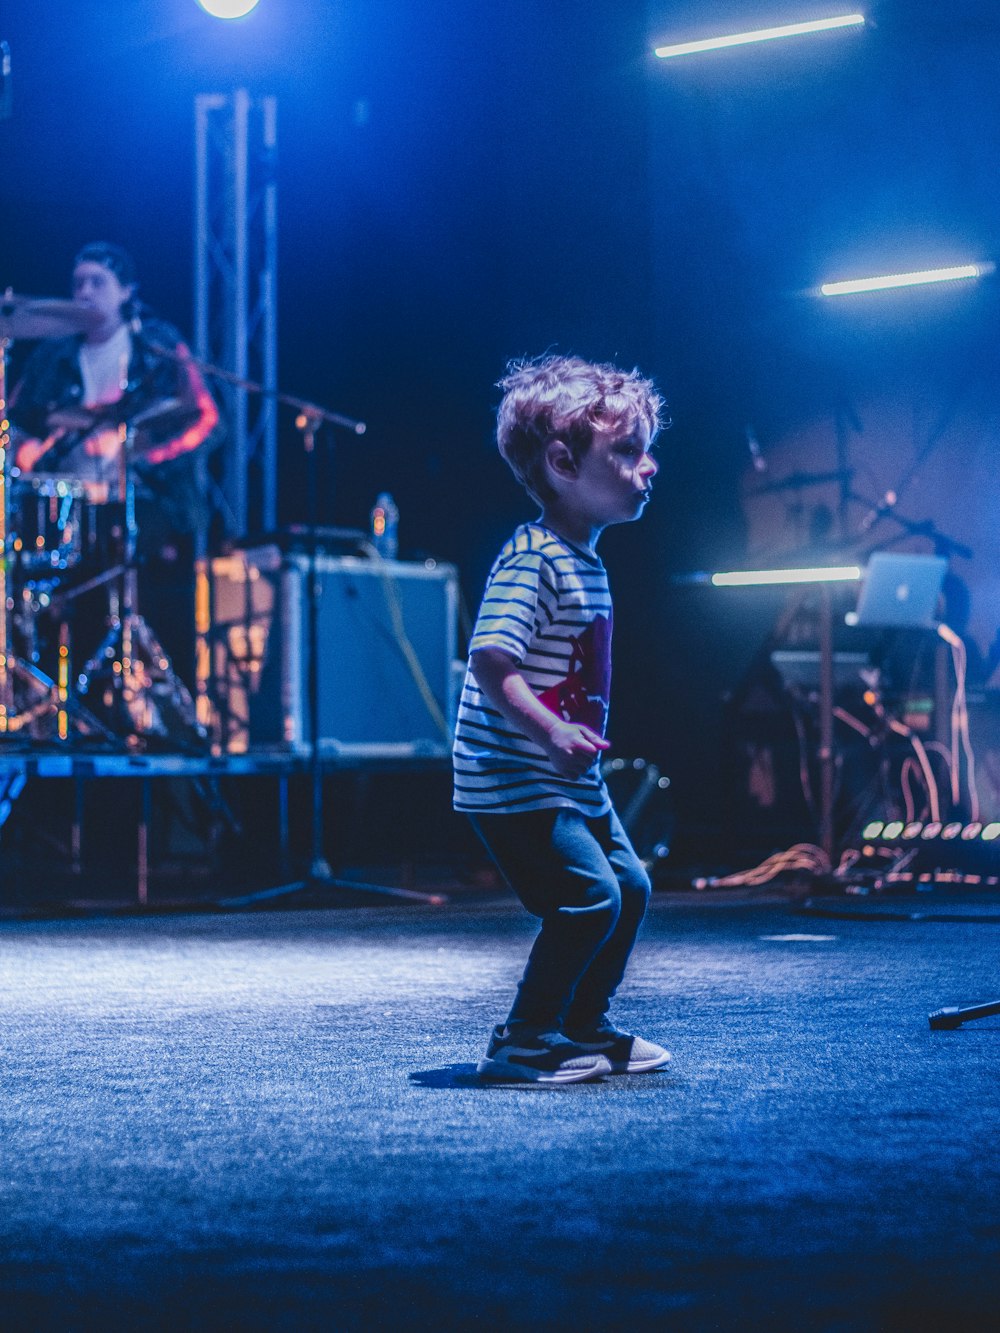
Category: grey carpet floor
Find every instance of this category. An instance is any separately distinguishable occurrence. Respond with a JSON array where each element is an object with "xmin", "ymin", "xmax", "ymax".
[{"xmin": 1, "ymin": 894, "xmax": 999, "ymax": 1330}]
